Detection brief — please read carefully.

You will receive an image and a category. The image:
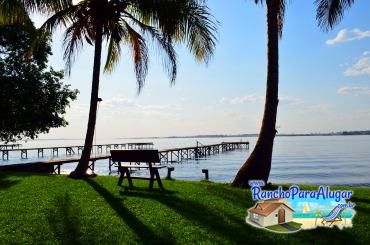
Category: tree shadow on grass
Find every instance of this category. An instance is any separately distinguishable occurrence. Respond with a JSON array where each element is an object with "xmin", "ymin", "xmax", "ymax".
[
  {"xmin": 123, "ymin": 188, "xmax": 363, "ymax": 244},
  {"xmin": 290, "ymin": 226, "xmax": 356, "ymax": 244},
  {"xmin": 350, "ymin": 196, "xmax": 370, "ymax": 204},
  {"xmin": 45, "ymin": 193, "xmax": 82, "ymax": 245},
  {"xmin": 203, "ymin": 184, "xmax": 251, "ymax": 208},
  {"xmin": 0, "ymin": 173, "xmax": 20, "ymax": 190},
  {"xmin": 119, "ymin": 185, "xmax": 178, "ymax": 195},
  {"xmin": 350, "ymin": 197, "xmax": 370, "ymax": 214},
  {"xmin": 84, "ymin": 179, "xmax": 175, "ymax": 244},
  {"xmin": 0, "ymin": 171, "xmax": 59, "ymax": 190},
  {"xmin": 121, "ymin": 189, "xmax": 275, "ymax": 244}
]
